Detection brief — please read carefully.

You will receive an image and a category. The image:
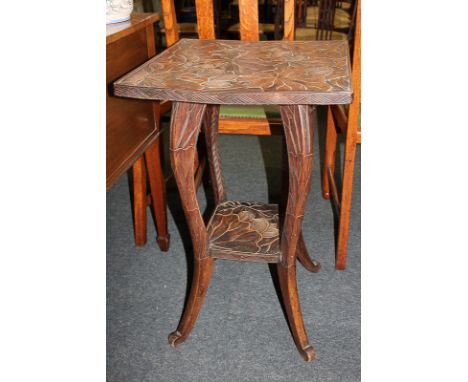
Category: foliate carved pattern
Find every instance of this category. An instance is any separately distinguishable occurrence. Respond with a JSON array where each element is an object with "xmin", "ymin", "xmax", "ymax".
[
  {"xmin": 170, "ymin": 102, "xmax": 209, "ymax": 259},
  {"xmin": 280, "ymin": 105, "xmax": 316, "ymax": 267},
  {"xmin": 203, "ymin": 105, "xmax": 226, "ymax": 204},
  {"xmin": 114, "ymin": 39, "xmax": 352, "ymax": 105},
  {"xmin": 170, "ymin": 102, "xmax": 206, "ymax": 151},
  {"xmin": 207, "ymin": 201, "xmax": 281, "ymax": 263}
]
